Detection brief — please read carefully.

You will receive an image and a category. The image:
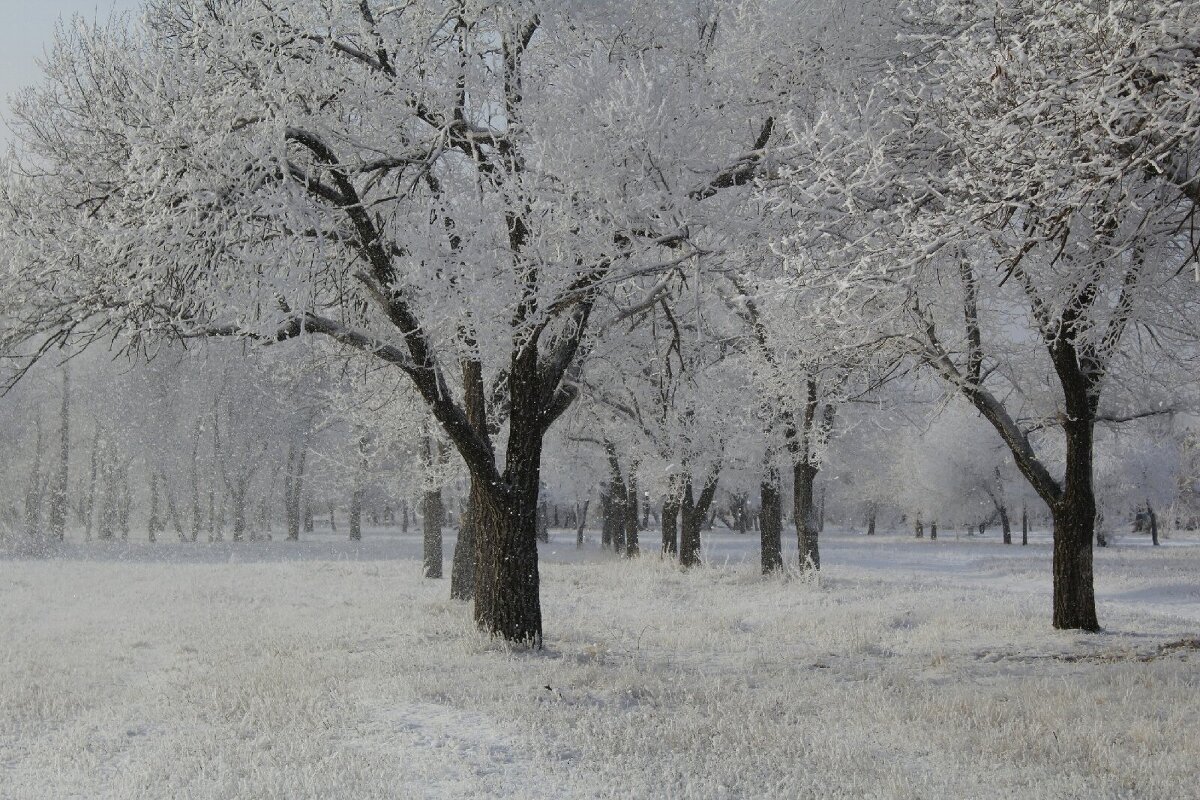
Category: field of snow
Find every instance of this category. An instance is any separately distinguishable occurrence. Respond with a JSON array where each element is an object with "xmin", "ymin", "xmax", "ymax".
[{"xmin": 2, "ymin": 526, "xmax": 1199, "ymax": 799}]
